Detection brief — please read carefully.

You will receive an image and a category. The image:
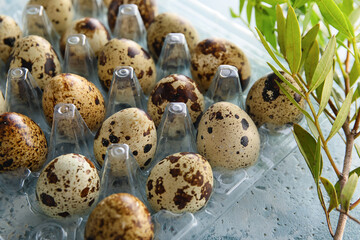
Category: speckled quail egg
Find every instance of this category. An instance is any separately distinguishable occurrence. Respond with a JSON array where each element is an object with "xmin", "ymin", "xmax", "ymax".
[
  {"xmin": 147, "ymin": 12, "xmax": 199, "ymax": 60},
  {"xmin": 27, "ymin": 0, "xmax": 74, "ymax": 35},
  {"xmin": 107, "ymin": 0, "xmax": 157, "ymax": 31},
  {"xmin": 147, "ymin": 74, "xmax": 204, "ymax": 126},
  {"xmin": 245, "ymin": 72, "xmax": 306, "ymax": 130},
  {"xmin": 94, "ymin": 108, "xmax": 157, "ymax": 169},
  {"xmin": 191, "ymin": 38, "xmax": 251, "ymax": 92},
  {"xmin": 0, "ymin": 112, "xmax": 47, "ymax": 172},
  {"xmin": 0, "ymin": 15, "xmax": 22, "ymax": 63},
  {"xmin": 36, "ymin": 153, "xmax": 100, "ymax": 218},
  {"xmin": 42, "ymin": 73, "xmax": 105, "ymax": 131},
  {"xmin": 146, "ymin": 152, "xmax": 213, "ymax": 213},
  {"xmin": 98, "ymin": 38, "xmax": 156, "ymax": 95},
  {"xmin": 0, "ymin": 91, "xmax": 5, "ymax": 114},
  {"xmin": 60, "ymin": 17, "xmax": 111, "ymax": 57},
  {"xmin": 85, "ymin": 193, "xmax": 154, "ymax": 240},
  {"xmin": 8, "ymin": 35, "xmax": 61, "ymax": 91},
  {"xmin": 197, "ymin": 102, "xmax": 260, "ymax": 169}
]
